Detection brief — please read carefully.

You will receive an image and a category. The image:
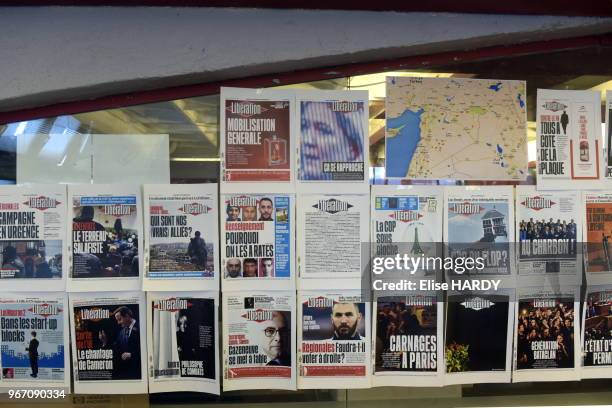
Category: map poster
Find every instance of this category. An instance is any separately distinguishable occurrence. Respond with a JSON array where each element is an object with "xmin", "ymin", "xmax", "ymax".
[
  {"xmin": 581, "ymin": 286, "xmax": 612, "ymax": 379},
  {"xmin": 445, "ymin": 292, "xmax": 513, "ymax": 385},
  {"xmin": 143, "ymin": 184, "xmax": 219, "ymax": 292},
  {"xmin": 516, "ymin": 187, "xmax": 580, "ymax": 277},
  {"xmin": 147, "ymin": 291, "xmax": 219, "ymax": 394},
  {"xmin": 221, "ymin": 193, "xmax": 295, "ymax": 292},
  {"xmin": 69, "ymin": 291, "xmax": 148, "ymax": 394},
  {"xmin": 385, "ymin": 76, "xmax": 527, "ymax": 181},
  {"xmin": 606, "ymin": 91, "xmax": 612, "ymax": 180},
  {"xmin": 68, "ymin": 184, "xmax": 142, "ymax": 292},
  {"xmin": 220, "ymin": 87, "xmax": 293, "ymax": 183},
  {"xmin": 0, "ymin": 292, "xmax": 69, "ymax": 390},
  {"xmin": 372, "ymin": 293, "xmax": 443, "ymax": 387},
  {"xmin": 444, "ymin": 186, "xmax": 515, "ymax": 277},
  {"xmin": 0, "ymin": 185, "xmax": 67, "ymax": 292},
  {"xmin": 222, "ymin": 291, "xmax": 296, "ymax": 391},
  {"xmin": 583, "ymin": 192, "xmax": 612, "ymax": 286},
  {"xmin": 297, "ymin": 192, "xmax": 369, "ymax": 289},
  {"xmin": 296, "ymin": 90, "xmax": 369, "ymax": 183},
  {"xmin": 536, "ymin": 89, "xmax": 602, "ymax": 190},
  {"xmin": 513, "ymin": 288, "xmax": 580, "ymax": 382},
  {"xmin": 297, "ymin": 291, "xmax": 371, "ymax": 389}
]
